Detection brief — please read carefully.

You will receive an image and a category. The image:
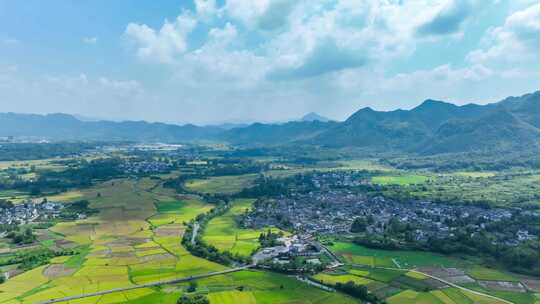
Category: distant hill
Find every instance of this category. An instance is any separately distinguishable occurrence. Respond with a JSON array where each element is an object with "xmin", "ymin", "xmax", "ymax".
[
  {"xmin": 220, "ymin": 121, "xmax": 336, "ymax": 145},
  {"xmin": 0, "ymin": 113, "xmax": 223, "ymax": 142},
  {"xmin": 300, "ymin": 112, "xmax": 330, "ymax": 122},
  {"xmin": 2, "ymin": 90, "xmax": 540, "ymax": 154}
]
